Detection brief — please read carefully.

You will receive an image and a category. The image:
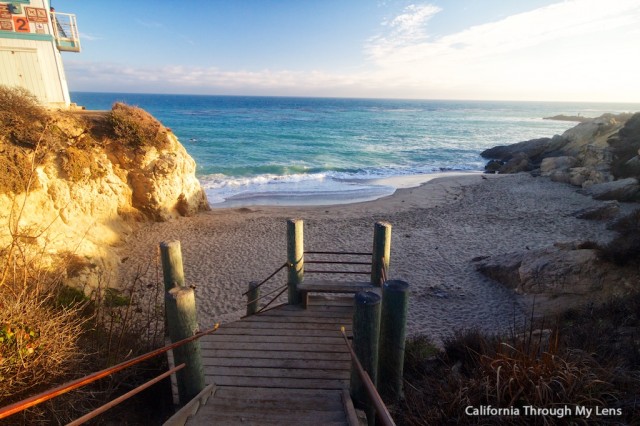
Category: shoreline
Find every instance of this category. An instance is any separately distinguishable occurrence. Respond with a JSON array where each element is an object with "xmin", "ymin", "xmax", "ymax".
[
  {"xmin": 206, "ymin": 170, "xmax": 483, "ymax": 209},
  {"xmin": 118, "ymin": 173, "xmax": 624, "ymax": 344}
]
